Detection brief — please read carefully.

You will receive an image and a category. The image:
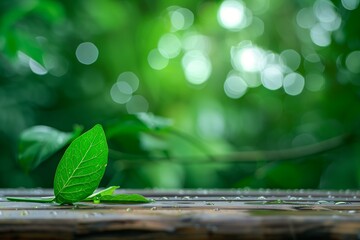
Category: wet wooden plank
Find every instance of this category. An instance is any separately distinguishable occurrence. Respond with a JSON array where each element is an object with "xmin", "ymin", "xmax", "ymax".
[{"xmin": 1, "ymin": 189, "xmax": 360, "ymax": 239}]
